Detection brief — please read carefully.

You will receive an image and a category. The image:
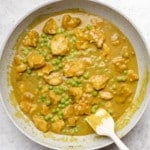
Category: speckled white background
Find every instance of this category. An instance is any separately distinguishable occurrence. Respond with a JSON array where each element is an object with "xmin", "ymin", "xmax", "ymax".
[{"xmin": 0, "ymin": 0, "xmax": 150, "ymax": 150}]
